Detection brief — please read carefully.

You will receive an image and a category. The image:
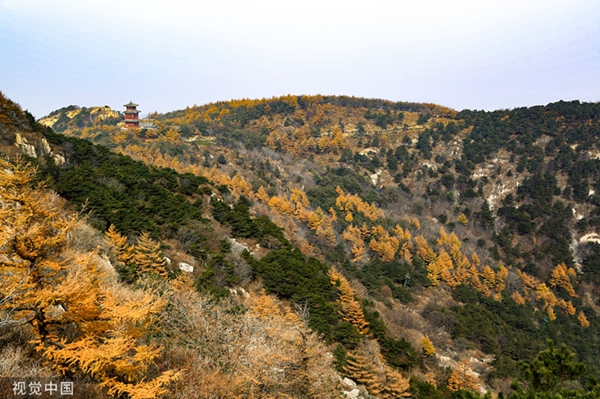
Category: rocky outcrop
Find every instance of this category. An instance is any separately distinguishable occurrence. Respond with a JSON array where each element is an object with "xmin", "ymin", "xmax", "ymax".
[{"xmin": 14, "ymin": 132, "xmax": 65, "ymax": 165}]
